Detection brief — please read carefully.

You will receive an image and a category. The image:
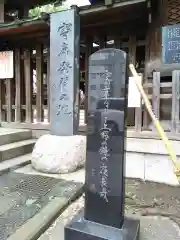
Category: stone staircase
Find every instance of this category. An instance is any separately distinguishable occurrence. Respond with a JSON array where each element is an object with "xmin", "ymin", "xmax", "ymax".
[{"xmin": 0, "ymin": 129, "xmax": 36, "ymax": 173}]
